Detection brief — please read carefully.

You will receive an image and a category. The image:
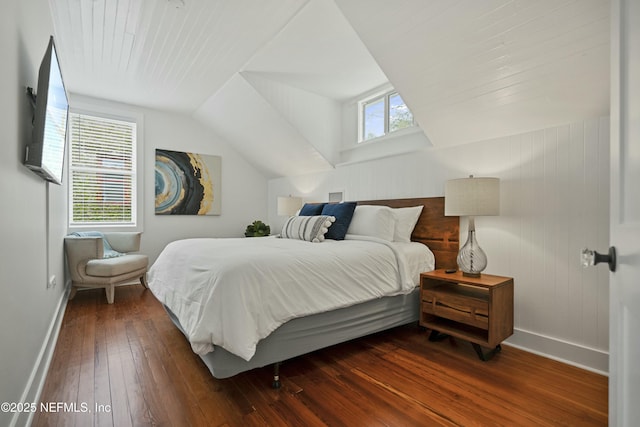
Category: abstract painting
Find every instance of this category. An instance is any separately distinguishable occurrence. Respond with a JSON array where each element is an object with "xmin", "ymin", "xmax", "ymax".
[{"xmin": 155, "ymin": 149, "xmax": 221, "ymax": 215}]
